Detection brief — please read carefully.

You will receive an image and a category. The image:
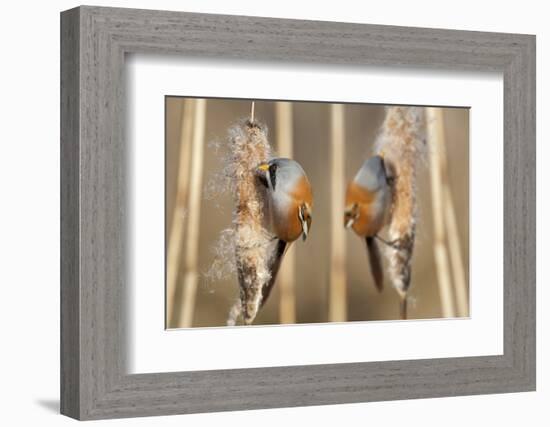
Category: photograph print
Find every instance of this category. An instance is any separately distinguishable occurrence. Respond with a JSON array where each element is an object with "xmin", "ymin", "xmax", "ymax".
[{"xmin": 165, "ymin": 97, "xmax": 469, "ymax": 328}]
